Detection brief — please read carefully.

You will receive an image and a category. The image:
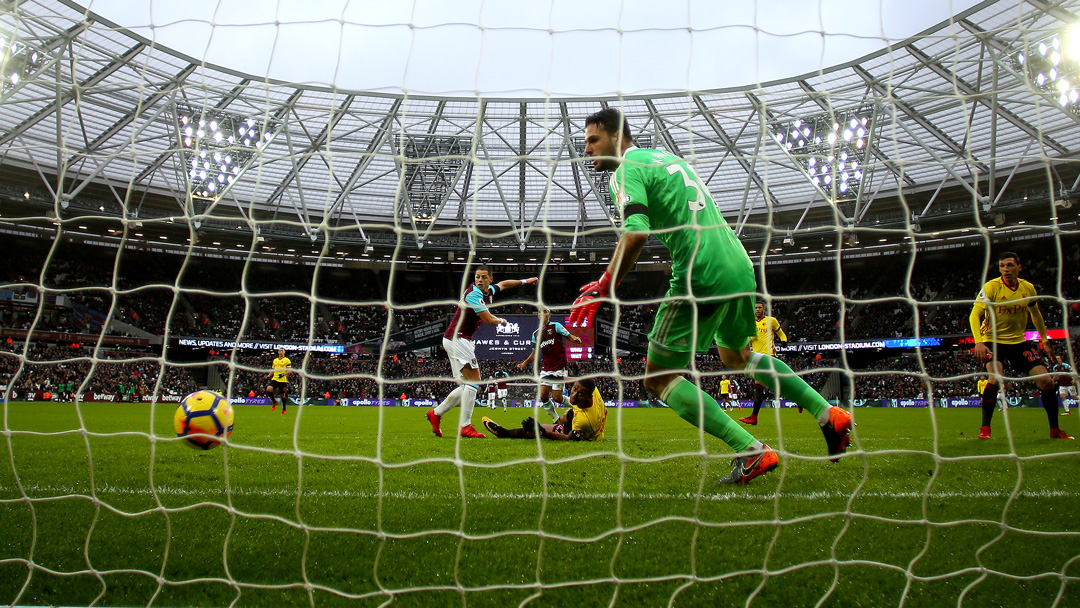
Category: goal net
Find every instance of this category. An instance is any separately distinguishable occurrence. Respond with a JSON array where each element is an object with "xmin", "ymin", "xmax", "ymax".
[{"xmin": 1, "ymin": 0, "xmax": 1079, "ymax": 606}]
